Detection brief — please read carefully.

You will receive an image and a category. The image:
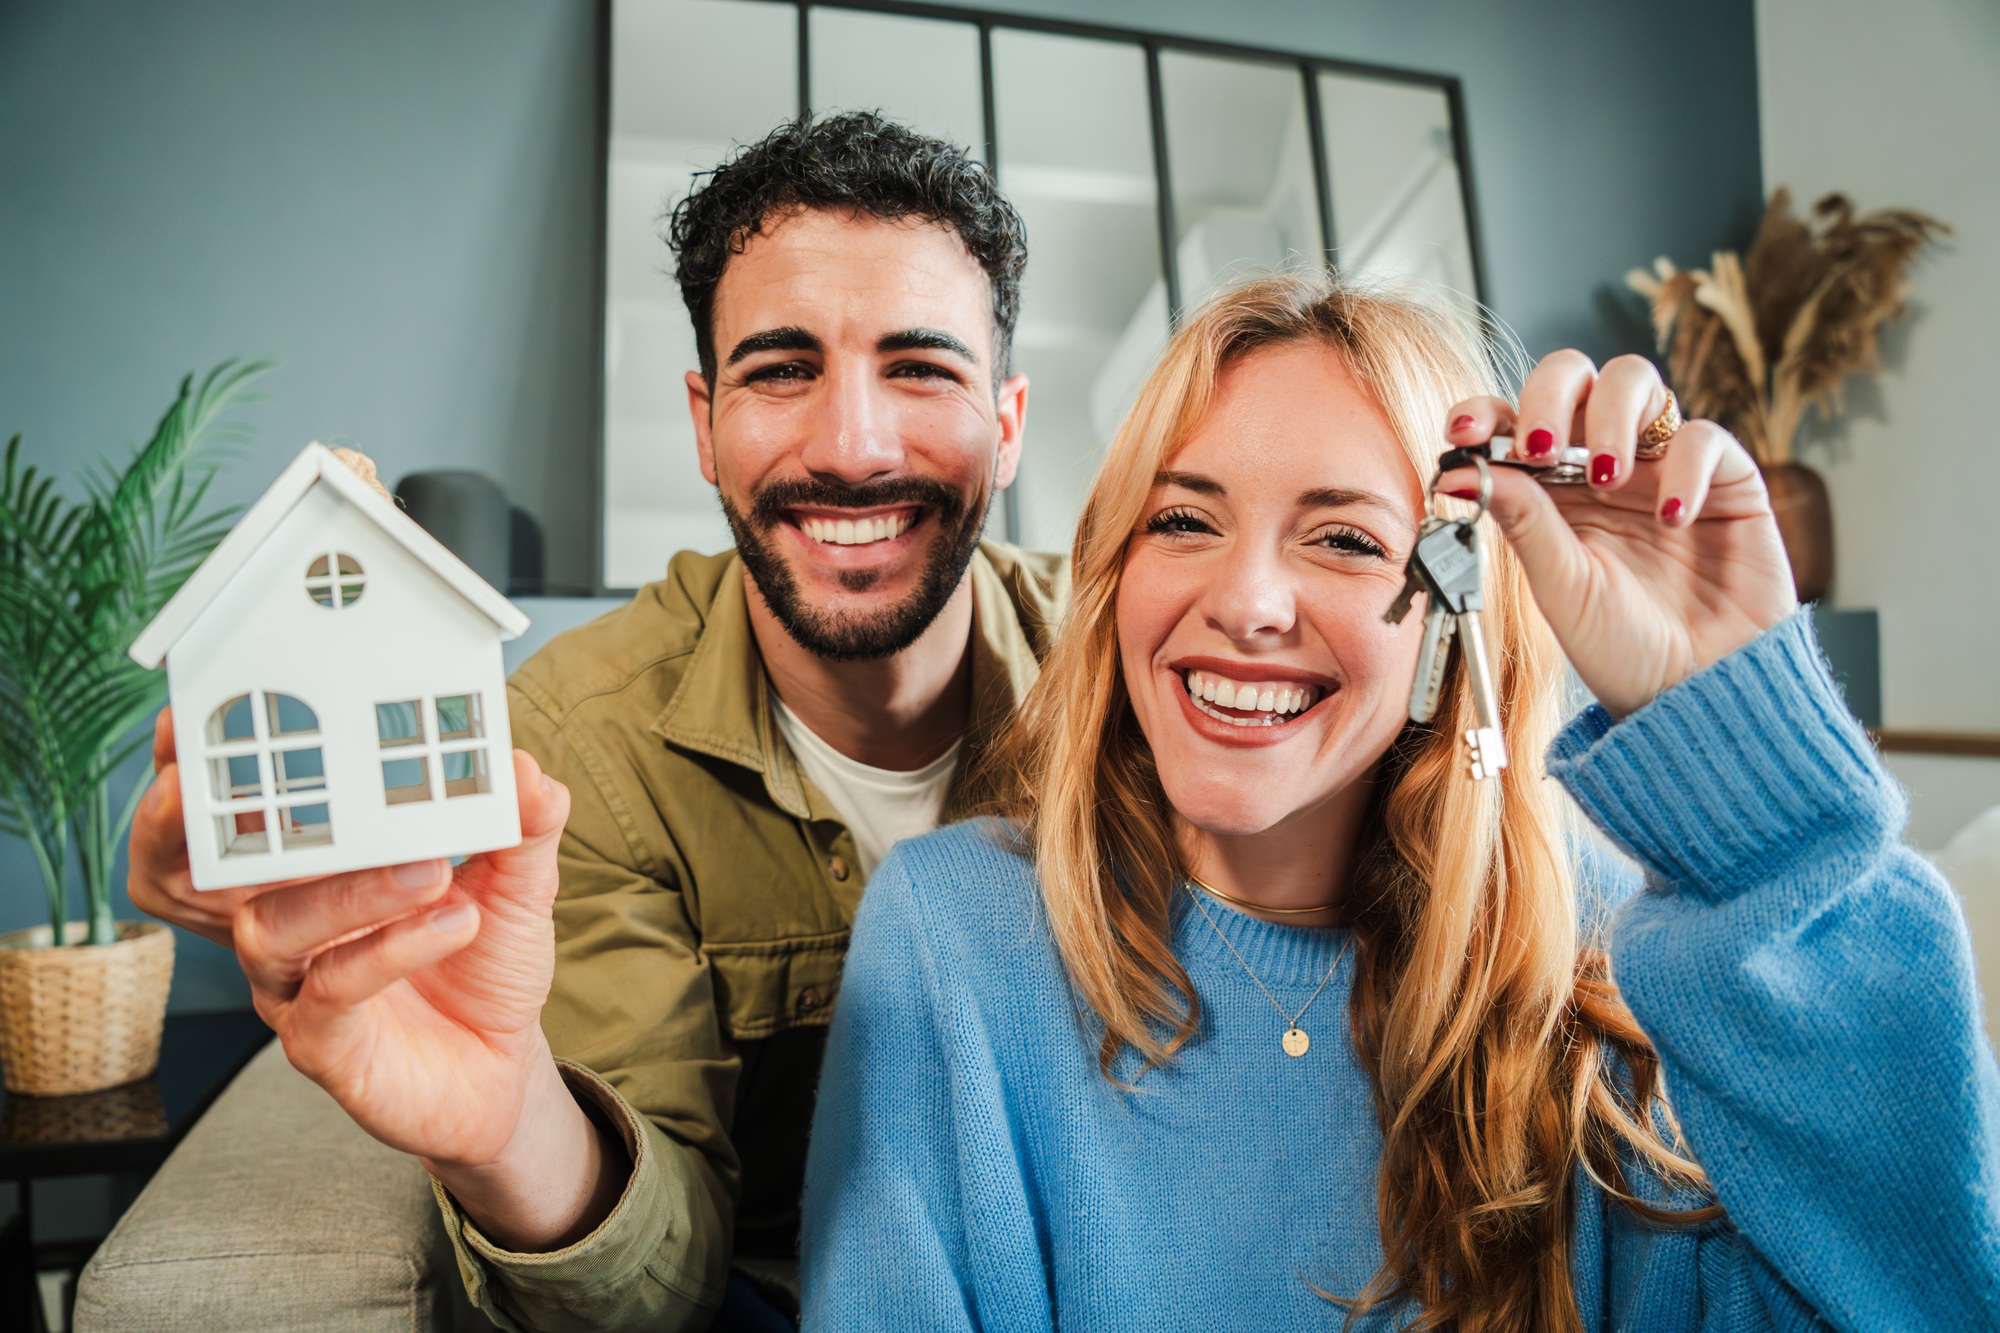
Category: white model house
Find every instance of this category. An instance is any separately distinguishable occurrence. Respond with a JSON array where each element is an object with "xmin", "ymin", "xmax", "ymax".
[{"xmin": 130, "ymin": 443, "xmax": 530, "ymax": 891}]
